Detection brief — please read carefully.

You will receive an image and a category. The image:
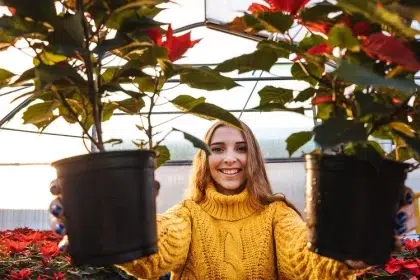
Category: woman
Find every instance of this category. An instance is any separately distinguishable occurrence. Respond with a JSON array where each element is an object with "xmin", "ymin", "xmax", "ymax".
[{"xmin": 49, "ymin": 121, "xmax": 417, "ymax": 279}]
